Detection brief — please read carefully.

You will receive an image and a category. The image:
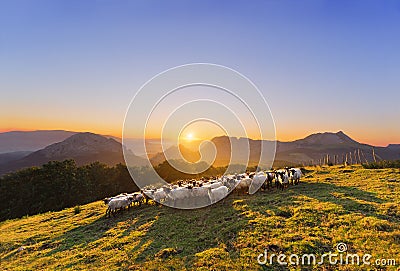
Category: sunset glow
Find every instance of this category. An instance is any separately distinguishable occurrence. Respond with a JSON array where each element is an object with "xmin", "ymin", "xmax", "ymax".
[{"xmin": 186, "ymin": 133, "xmax": 194, "ymax": 140}]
